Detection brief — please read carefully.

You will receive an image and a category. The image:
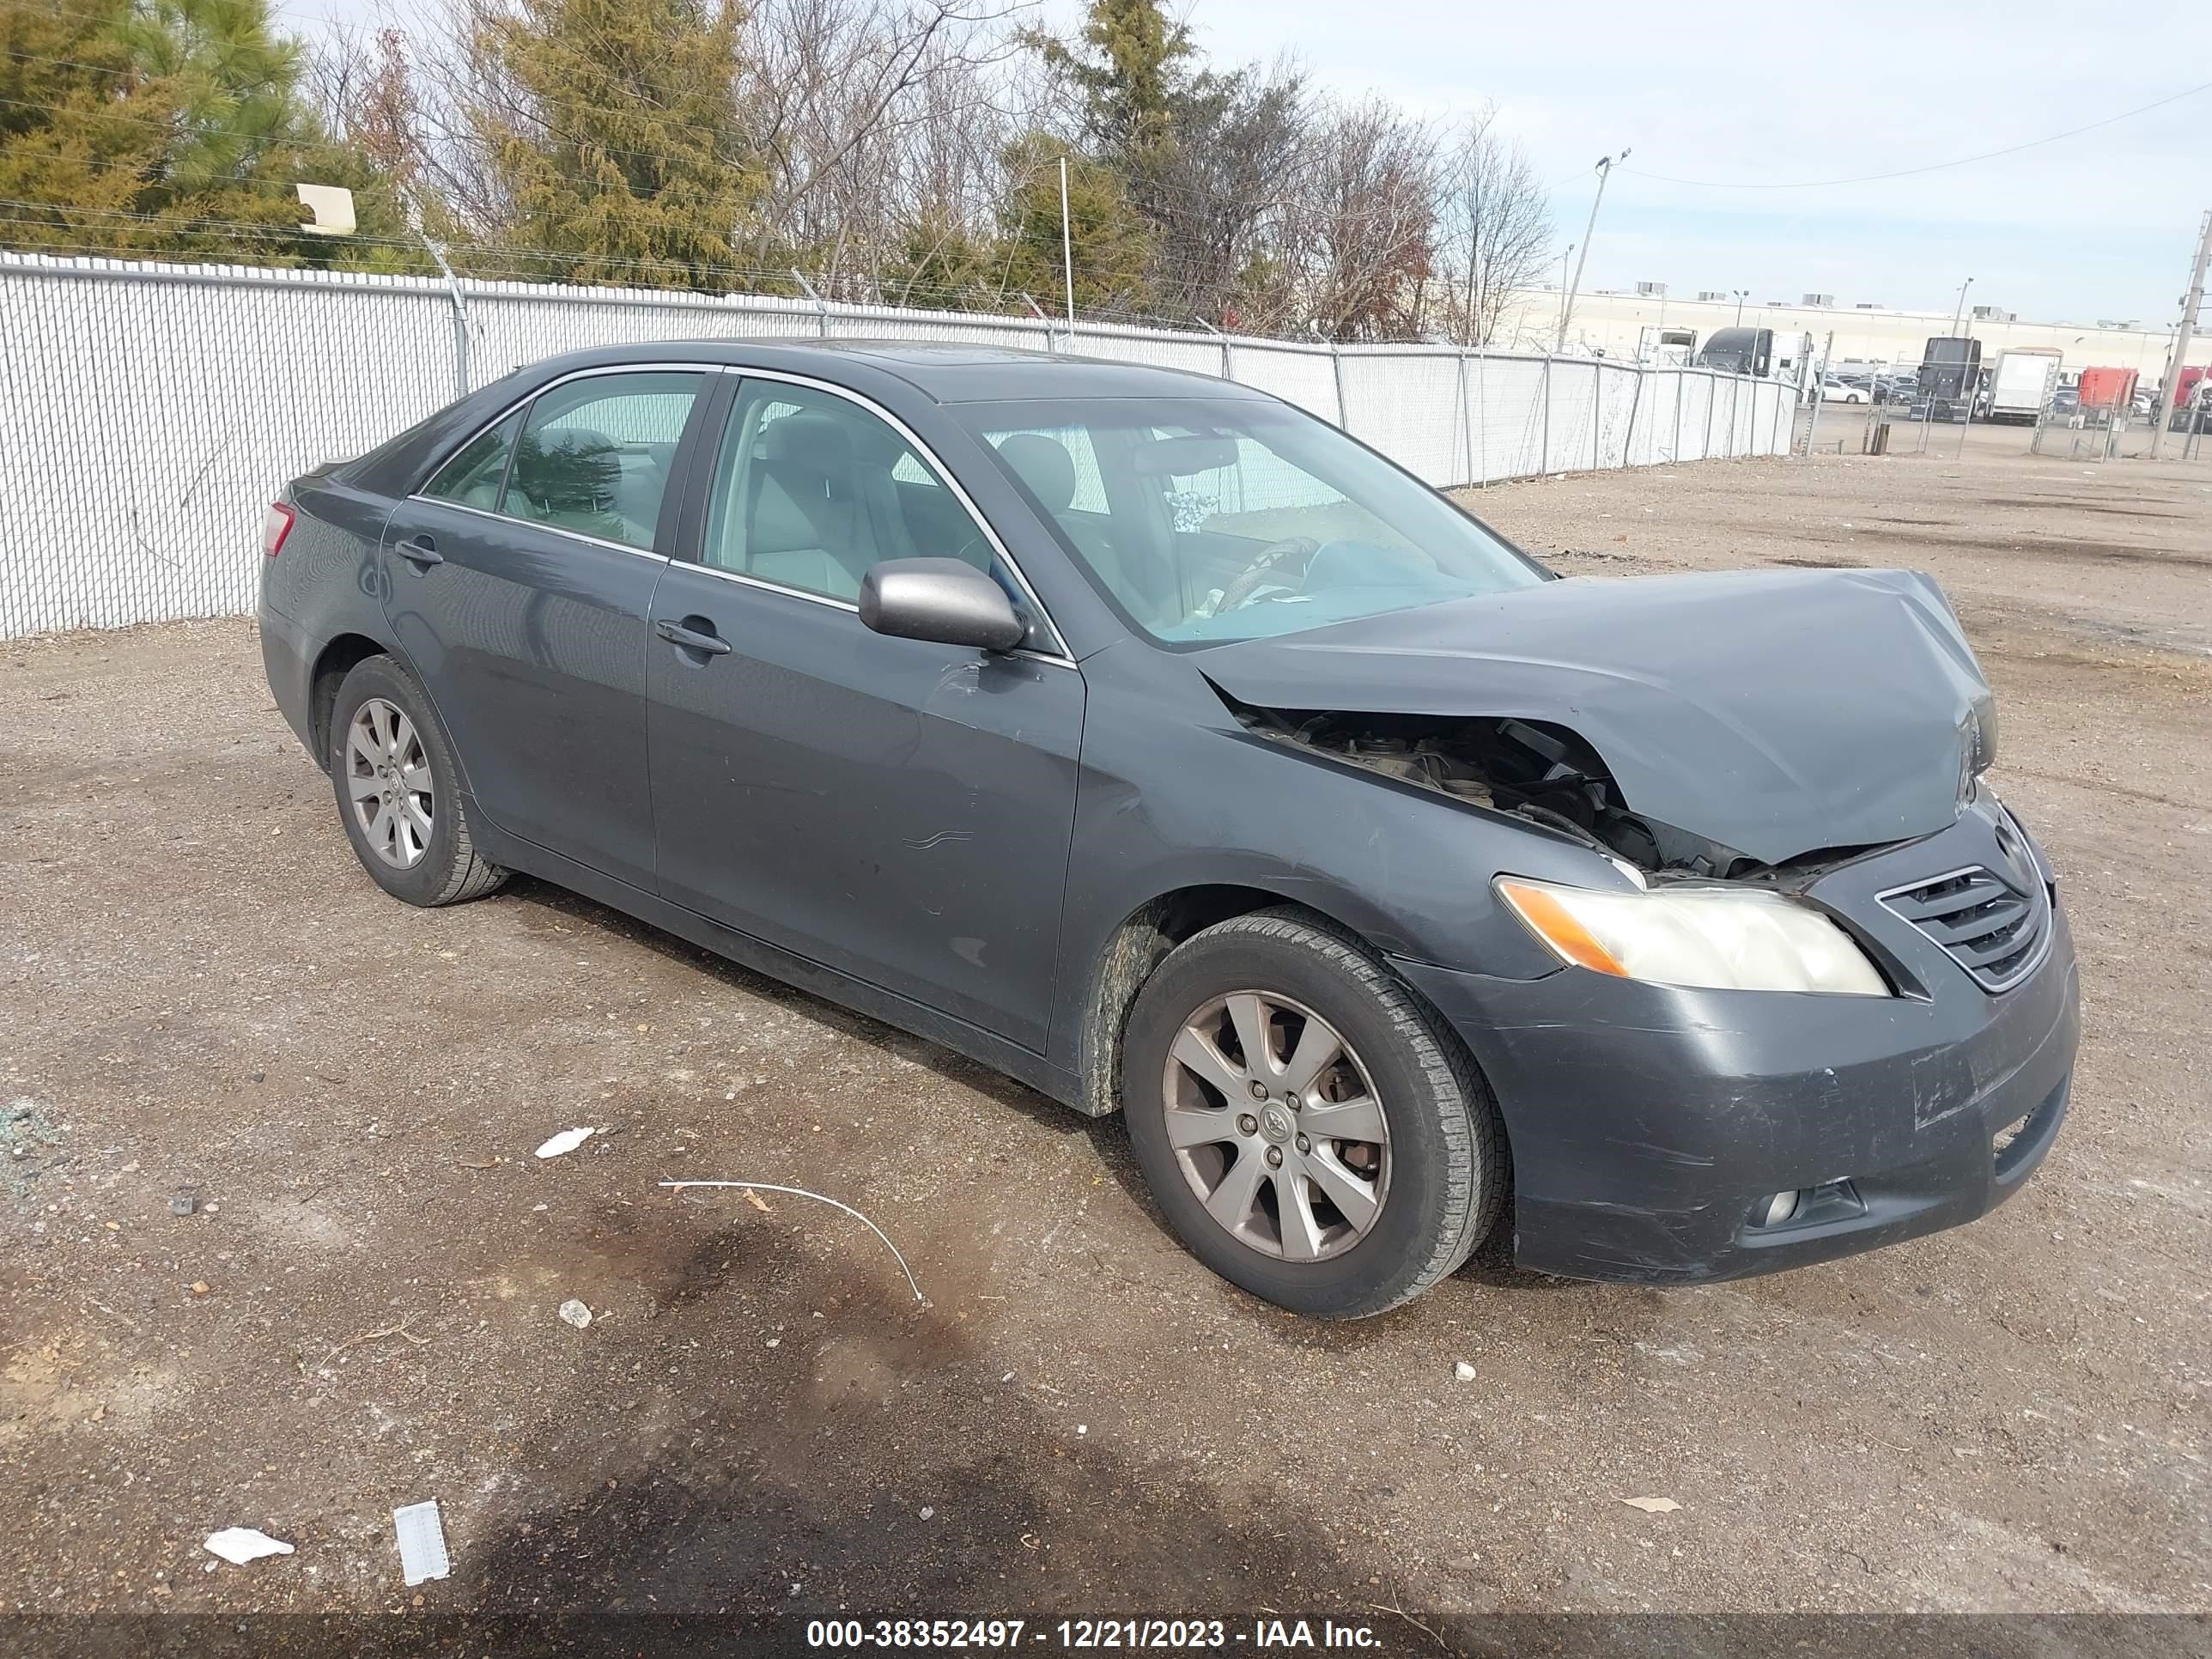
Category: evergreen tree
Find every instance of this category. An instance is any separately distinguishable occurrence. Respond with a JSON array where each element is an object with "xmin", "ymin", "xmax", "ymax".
[
  {"xmin": 1027, "ymin": 0, "xmax": 1194, "ymax": 175},
  {"xmin": 1, "ymin": 0, "xmax": 166, "ymax": 249},
  {"xmin": 996, "ymin": 131, "xmax": 1152, "ymax": 319},
  {"xmin": 0, "ymin": 0, "xmax": 418, "ymax": 267},
  {"xmin": 463, "ymin": 0, "xmax": 761, "ymax": 289}
]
